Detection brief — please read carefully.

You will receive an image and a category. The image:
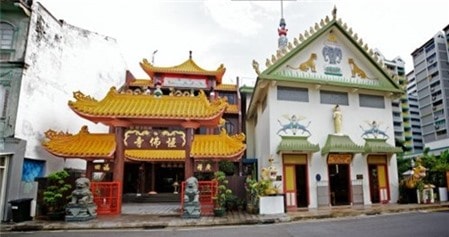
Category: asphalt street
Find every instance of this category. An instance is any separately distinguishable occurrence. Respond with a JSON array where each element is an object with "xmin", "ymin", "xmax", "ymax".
[{"xmin": 2, "ymin": 210, "xmax": 448, "ymax": 237}]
